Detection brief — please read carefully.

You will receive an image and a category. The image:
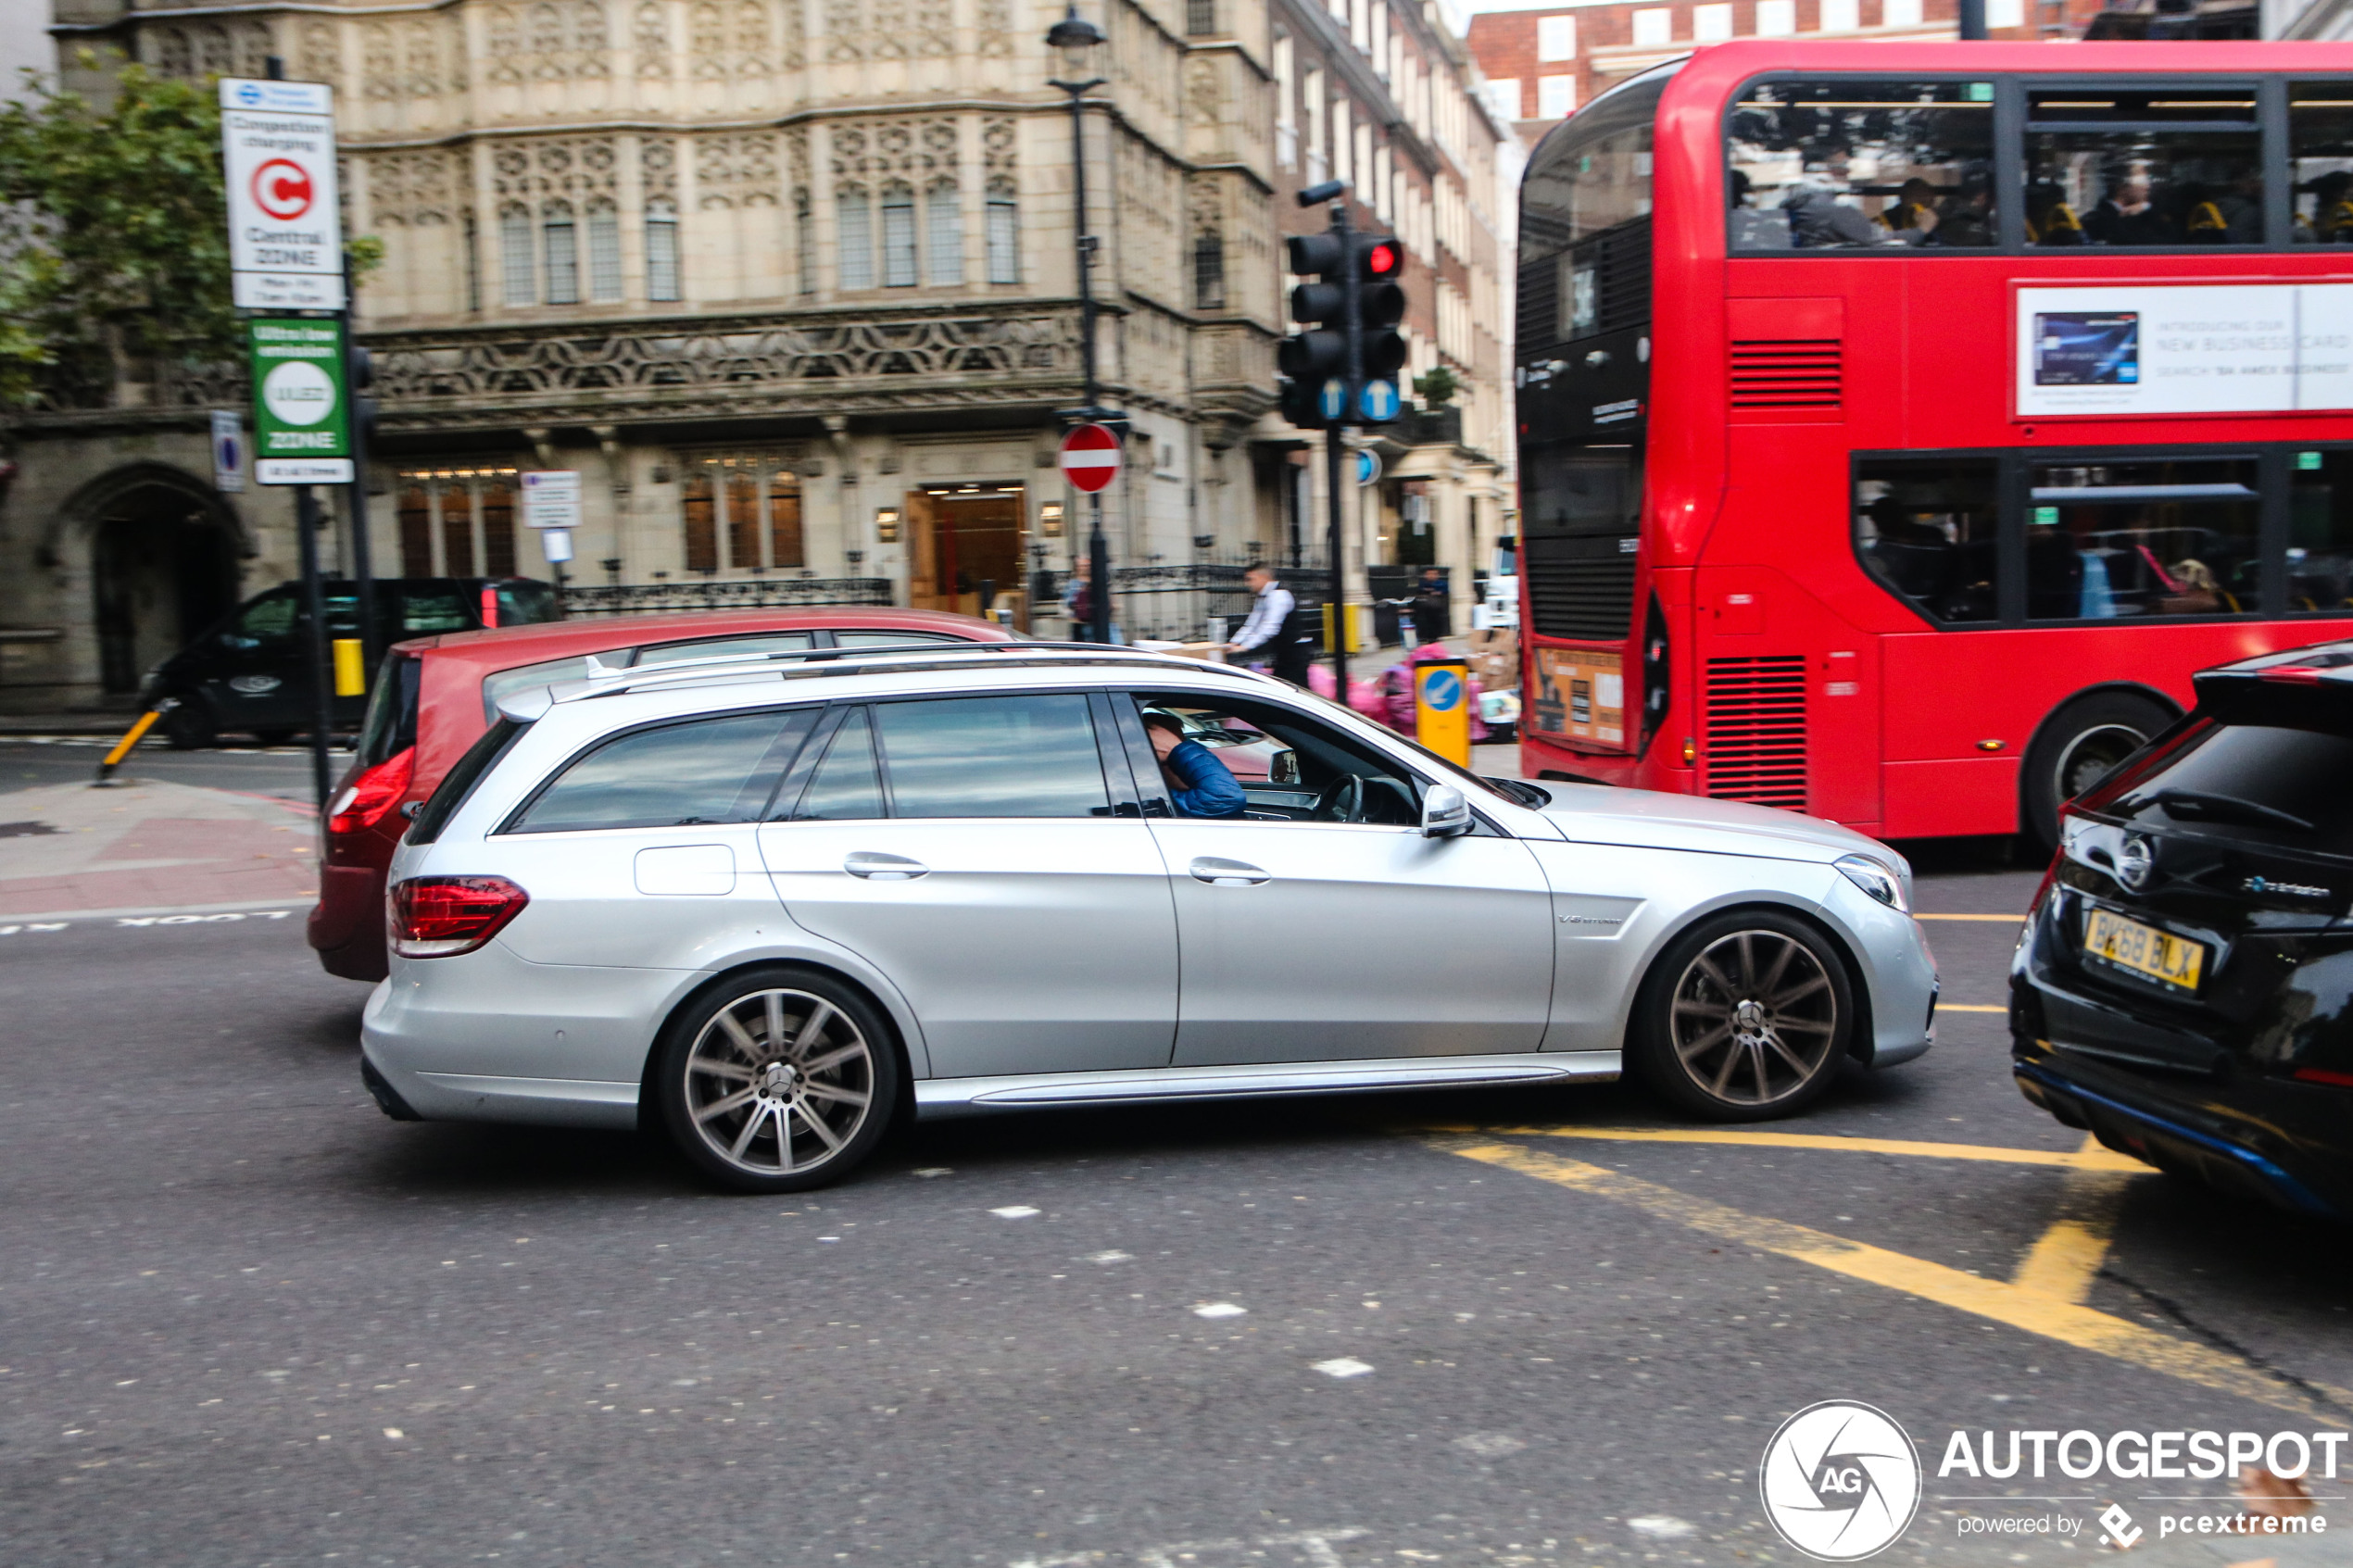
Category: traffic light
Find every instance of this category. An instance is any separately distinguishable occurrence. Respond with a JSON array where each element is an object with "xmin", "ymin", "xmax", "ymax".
[
  {"xmin": 1277, "ymin": 232, "xmax": 1347, "ymax": 431},
  {"xmin": 1353, "ymin": 233, "xmax": 1407, "ymax": 423},
  {"xmin": 349, "ymin": 342, "xmax": 378, "ymax": 448}
]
